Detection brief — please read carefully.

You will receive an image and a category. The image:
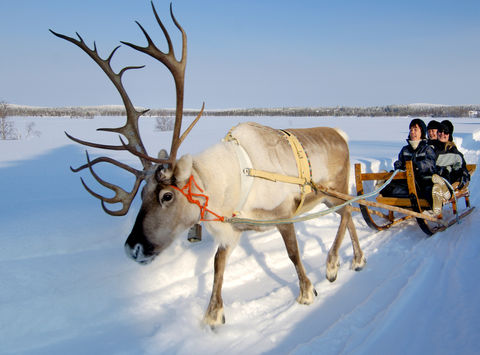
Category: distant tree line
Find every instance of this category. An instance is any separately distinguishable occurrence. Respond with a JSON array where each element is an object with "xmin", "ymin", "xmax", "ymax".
[
  {"xmin": 206, "ymin": 105, "xmax": 480, "ymax": 118},
  {"xmin": 4, "ymin": 103, "xmax": 480, "ymax": 118},
  {"xmin": 4, "ymin": 105, "xmax": 198, "ymax": 118}
]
